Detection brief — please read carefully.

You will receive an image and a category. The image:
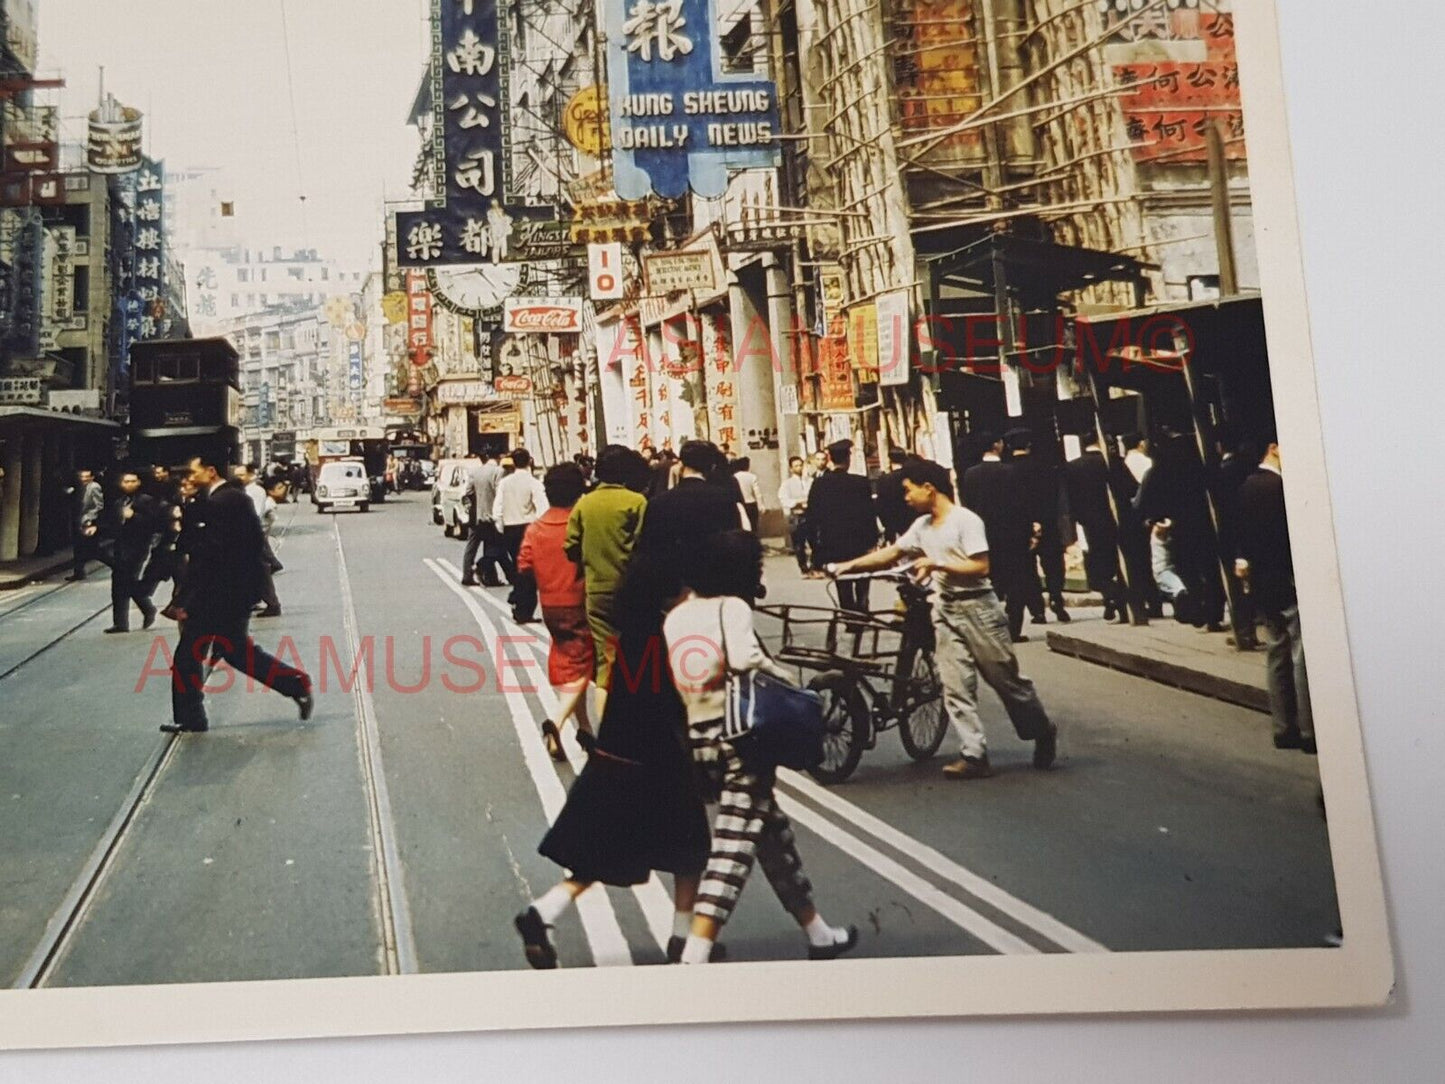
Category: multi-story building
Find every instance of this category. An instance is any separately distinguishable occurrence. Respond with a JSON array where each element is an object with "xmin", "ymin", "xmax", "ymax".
[{"xmin": 183, "ymin": 244, "xmax": 366, "ymax": 336}]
